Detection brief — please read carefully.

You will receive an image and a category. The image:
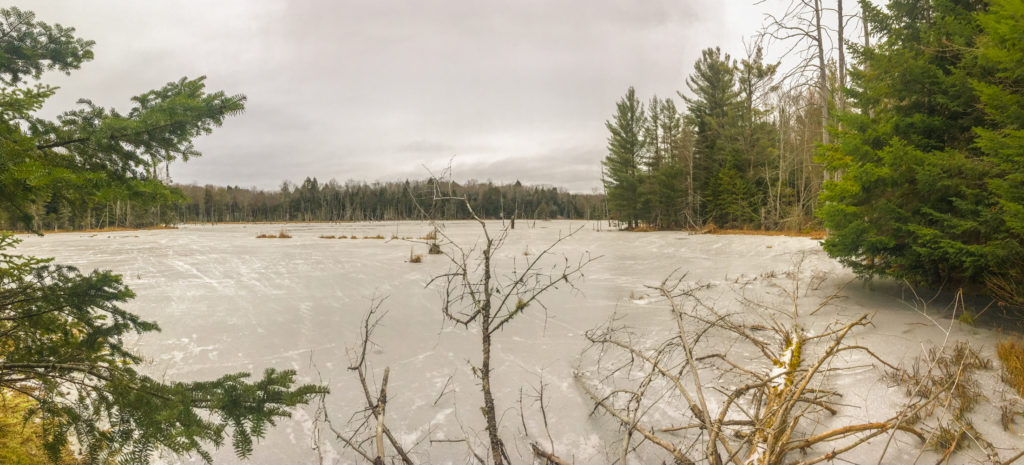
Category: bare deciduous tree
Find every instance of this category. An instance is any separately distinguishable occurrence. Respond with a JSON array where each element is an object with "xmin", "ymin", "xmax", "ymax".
[{"xmin": 423, "ymin": 172, "xmax": 596, "ymax": 464}]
